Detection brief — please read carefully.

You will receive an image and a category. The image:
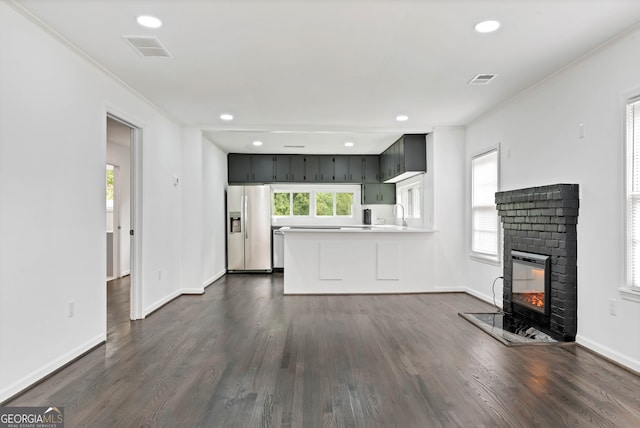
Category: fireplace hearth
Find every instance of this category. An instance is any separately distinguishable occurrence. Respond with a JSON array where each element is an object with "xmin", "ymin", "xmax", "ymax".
[{"xmin": 496, "ymin": 184, "xmax": 579, "ymax": 342}]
